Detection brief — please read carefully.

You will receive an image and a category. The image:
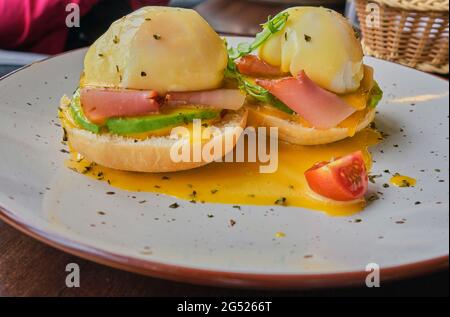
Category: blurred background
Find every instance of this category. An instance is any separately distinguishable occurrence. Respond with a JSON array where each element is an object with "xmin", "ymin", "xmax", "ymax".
[
  {"xmin": 0, "ymin": 0, "xmax": 348, "ymax": 77},
  {"xmin": 1, "ymin": 0, "xmax": 448, "ymax": 76}
]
